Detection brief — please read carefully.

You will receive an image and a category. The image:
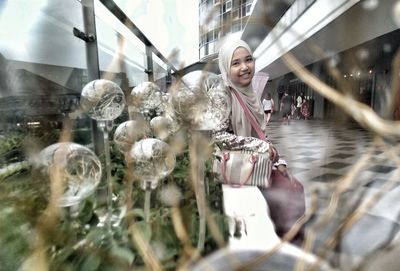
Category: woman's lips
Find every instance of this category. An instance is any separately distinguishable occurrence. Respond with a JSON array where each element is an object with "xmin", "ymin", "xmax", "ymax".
[{"xmin": 240, "ymin": 72, "xmax": 251, "ymax": 78}]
